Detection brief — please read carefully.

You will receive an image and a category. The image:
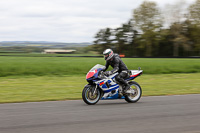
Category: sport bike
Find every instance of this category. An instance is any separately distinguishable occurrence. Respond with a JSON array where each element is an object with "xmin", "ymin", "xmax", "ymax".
[{"xmin": 82, "ymin": 64, "xmax": 143, "ymax": 105}]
